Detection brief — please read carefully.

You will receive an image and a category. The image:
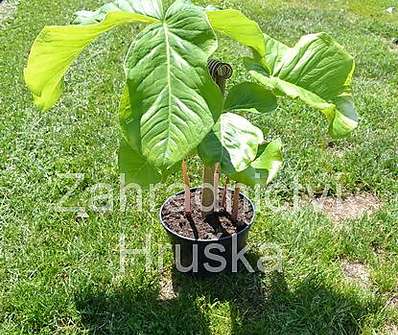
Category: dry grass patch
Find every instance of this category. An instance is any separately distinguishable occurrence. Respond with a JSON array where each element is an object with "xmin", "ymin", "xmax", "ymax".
[
  {"xmin": 312, "ymin": 193, "xmax": 381, "ymax": 223},
  {"xmin": 0, "ymin": 0, "xmax": 18, "ymax": 26},
  {"xmin": 387, "ymin": 295, "xmax": 398, "ymax": 309},
  {"xmin": 381, "ymin": 324, "xmax": 398, "ymax": 335},
  {"xmin": 341, "ymin": 259, "xmax": 371, "ymax": 289},
  {"xmin": 158, "ymin": 270, "xmax": 178, "ymax": 301},
  {"xmin": 381, "ymin": 36, "xmax": 398, "ymax": 54}
]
